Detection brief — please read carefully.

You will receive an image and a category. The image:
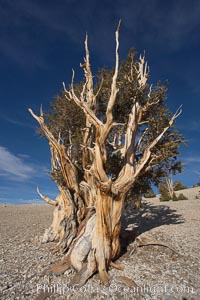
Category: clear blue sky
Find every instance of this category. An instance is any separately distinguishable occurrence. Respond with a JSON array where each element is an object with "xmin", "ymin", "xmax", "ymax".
[{"xmin": 0, "ymin": 0, "xmax": 200, "ymax": 204}]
